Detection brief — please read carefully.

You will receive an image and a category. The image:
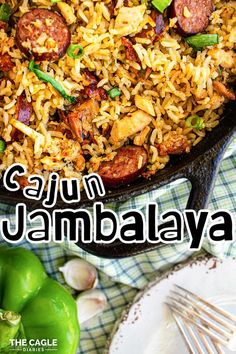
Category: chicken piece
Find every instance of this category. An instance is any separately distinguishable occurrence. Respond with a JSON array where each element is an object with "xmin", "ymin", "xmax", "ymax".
[
  {"xmin": 157, "ymin": 131, "xmax": 190, "ymax": 156},
  {"xmin": 213, "ymin": 81, "xmax": 235, "ymax": 101},
  {"xmin": 135, "ymin": 95, "xmax": 155, "ymax": 116},
  {"xmin": 59, "ymin": 99, "xmax": 99, "ymax": 142},
  {"xmin": 0, "ymin": 53, "xmax": 14, "ymax": 72},
  {"xmin": 113, "ymin": 4, "xmax": 146, "ymax": 36},
  {"xmin": 110, "ymin": 110, "xmax": 152, "ymax": 143},
  {"xmin": 122, "ymin": 37, "xmax": 139, "ymax": 61}
]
